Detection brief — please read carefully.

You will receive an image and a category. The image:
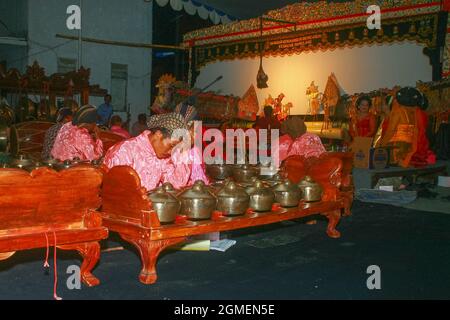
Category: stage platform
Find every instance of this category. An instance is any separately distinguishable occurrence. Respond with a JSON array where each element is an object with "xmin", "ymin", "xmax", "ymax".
[{"xmin": 352, "ymin": 161, "xmax": 449, "ymax": 190}]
